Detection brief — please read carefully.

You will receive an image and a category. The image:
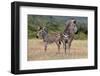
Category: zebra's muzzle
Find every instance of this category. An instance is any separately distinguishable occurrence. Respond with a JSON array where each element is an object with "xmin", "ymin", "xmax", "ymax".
[{"xmin": 36, "ymin": 35, "xmax": 39, "ymax": 38}]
